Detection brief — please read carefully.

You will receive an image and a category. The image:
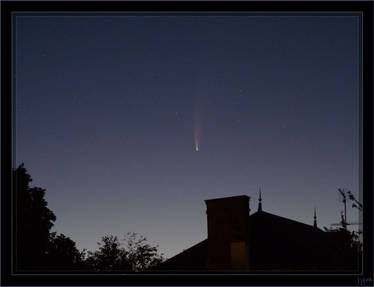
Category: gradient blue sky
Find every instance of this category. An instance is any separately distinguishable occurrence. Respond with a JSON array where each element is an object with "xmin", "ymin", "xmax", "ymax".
[{"xmin": 15, "ymin": 14, "xmax": 360, "ymax": 259}]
